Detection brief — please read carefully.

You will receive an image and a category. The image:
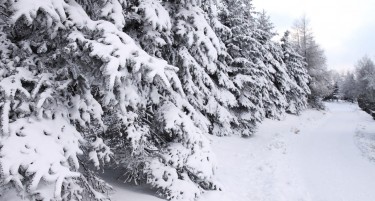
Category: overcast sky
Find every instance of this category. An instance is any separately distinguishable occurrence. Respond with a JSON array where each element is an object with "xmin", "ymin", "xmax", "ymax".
[{"xmin": 252, "ymin": 0, "xmax": 375, "ymax": 72}]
